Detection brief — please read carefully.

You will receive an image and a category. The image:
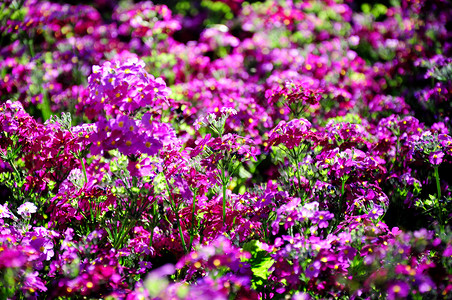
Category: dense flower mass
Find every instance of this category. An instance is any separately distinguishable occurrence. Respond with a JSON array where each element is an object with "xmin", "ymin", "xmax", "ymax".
[{"xmin": 1, "ymin": 0, "xmax": 452, "ymax": 299}]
